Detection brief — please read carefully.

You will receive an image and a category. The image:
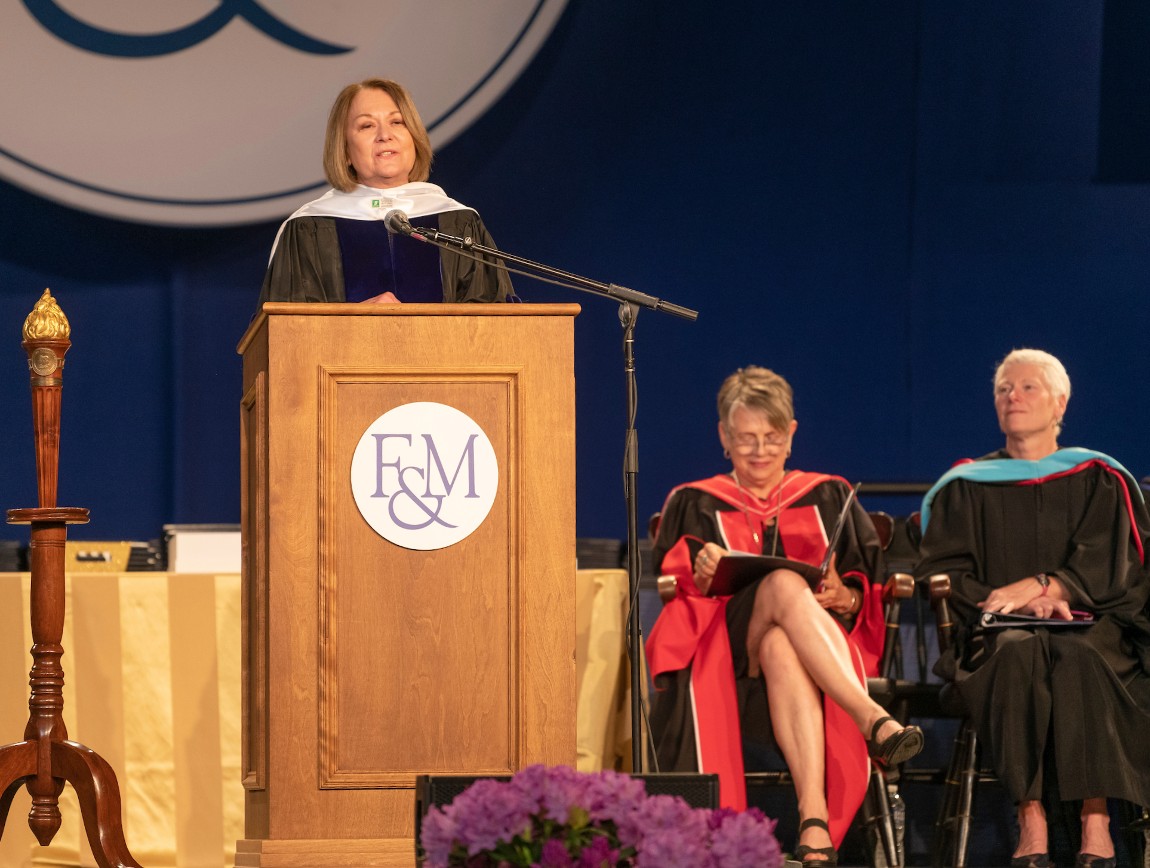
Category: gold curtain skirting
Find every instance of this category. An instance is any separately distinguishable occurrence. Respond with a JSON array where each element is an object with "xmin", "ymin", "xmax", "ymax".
[
  {"xmin": 0, "ymin": 569, "xmax": 634, "ymax": 867},
  {"xmin": 0, "ymin": 572, "xmax": 243, "ymax": 868},
  {"xmin": 574, "ymin": 567, "xmax": 634, "ymax": 773}
]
